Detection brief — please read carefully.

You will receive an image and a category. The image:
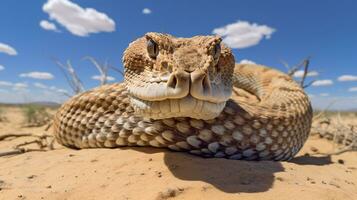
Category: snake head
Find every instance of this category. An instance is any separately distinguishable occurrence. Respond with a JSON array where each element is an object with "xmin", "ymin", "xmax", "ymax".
[{"xmin": 123, "ymin": 32, "xmax": 235, "ymax": 120}]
